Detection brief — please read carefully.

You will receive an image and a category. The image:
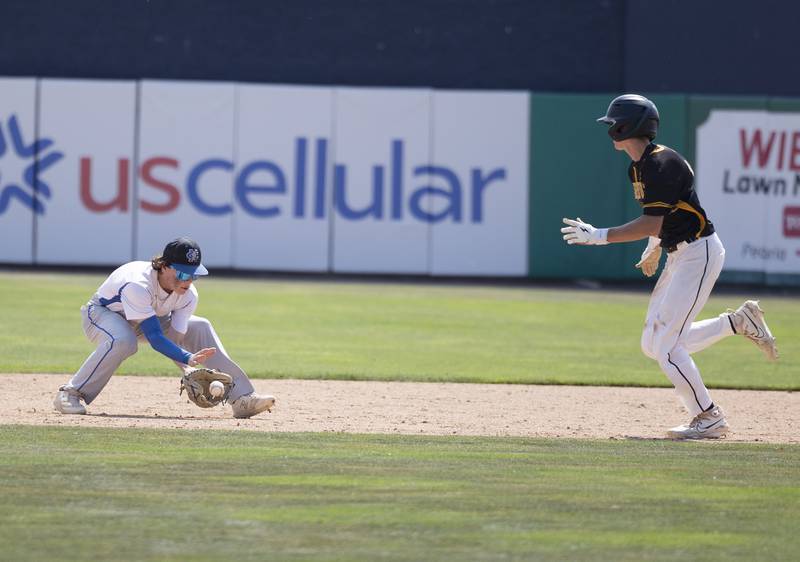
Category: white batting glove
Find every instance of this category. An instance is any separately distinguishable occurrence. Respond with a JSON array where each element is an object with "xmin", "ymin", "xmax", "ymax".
[
  {"xmin": 561, "ymin": 217, "xmax": 609, "ymax": 245},
  {"xmin": 635, "ymin": 236, "xmax": 662, "ymax": 277}
]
